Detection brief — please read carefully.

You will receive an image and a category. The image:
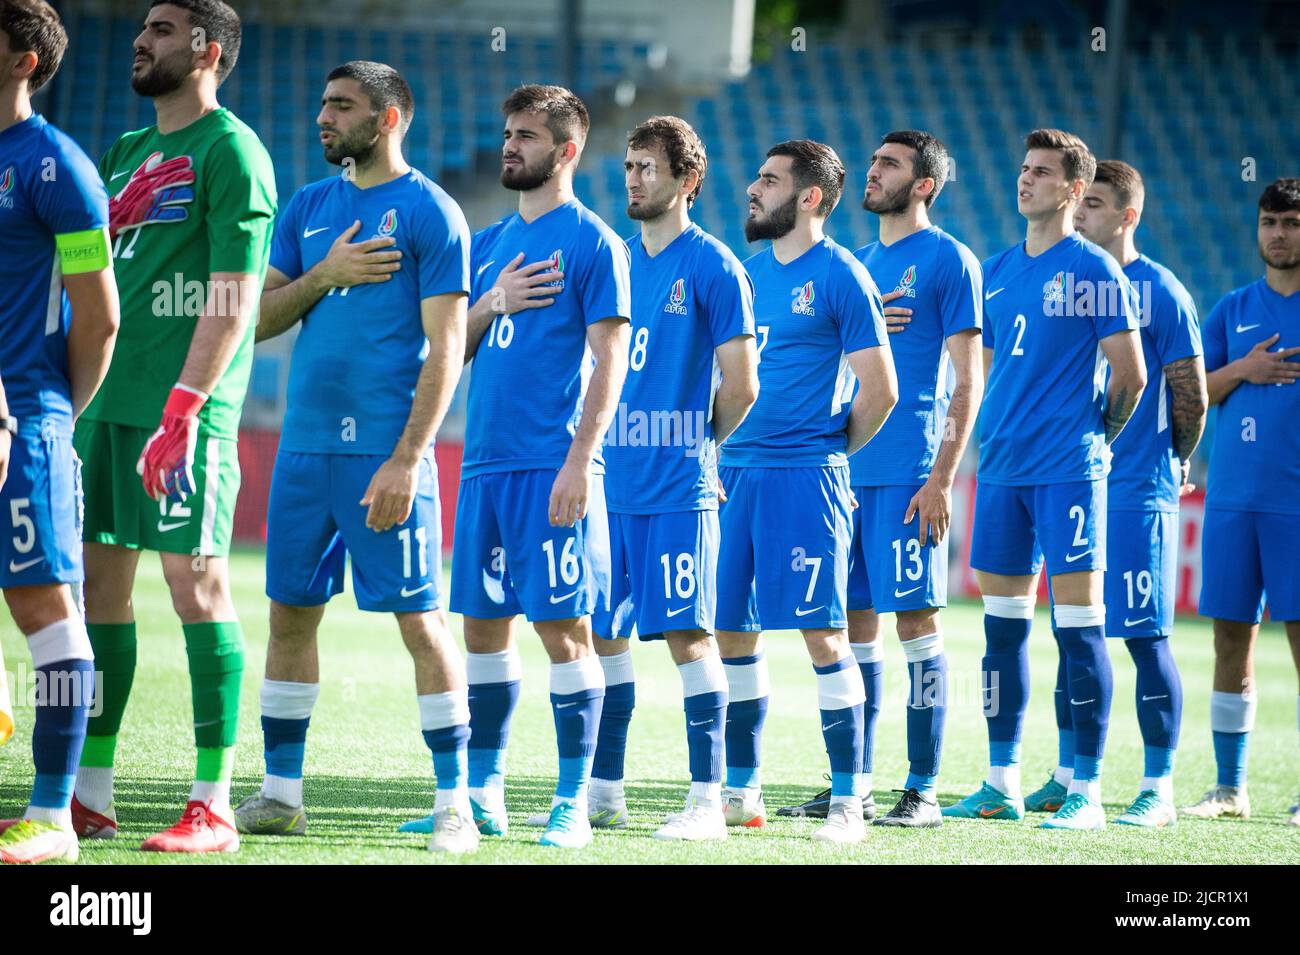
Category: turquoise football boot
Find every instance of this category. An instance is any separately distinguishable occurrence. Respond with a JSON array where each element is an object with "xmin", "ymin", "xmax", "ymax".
[
  {"xmin": 940, "ymin": 782, "xmax": 1024, "ymax": 821},
  {"xmin": 1040, "ymin": 792, "xmax": 1106, "ymax": 830},
  {"xmin": 1024, "ymin": 774, "xmax": 1069, "ymax": 812},
  {"xmin": 1114, "ymin": 790, "xmax": 1176, "ymax": 828},
  {"xmin": 538, "ymin": 801, "xmax": 592, "ymax": 849},
  {"xmin": 402, "ymin": 796, "xmax": 508, "ymax": 836}
]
